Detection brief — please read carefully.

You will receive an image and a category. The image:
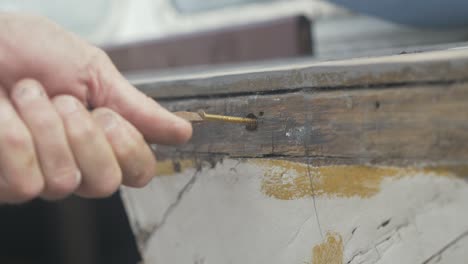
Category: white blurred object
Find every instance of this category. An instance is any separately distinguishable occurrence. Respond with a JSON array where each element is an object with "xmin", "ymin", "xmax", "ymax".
[
  {"xmin": 0, "ymin": 0, "xmax": 128, "ymax": 44},
  {"xmin": 172, "ymin": 0, "xmax": 281, "ymax": 13},
  {"xmin": 150, "ymin": 0, "xmax": 342, "ymax": 37},
  {"xmin": 0, "ymin": 0, "xmax": 343, "ymax": 45},
  {"xmin": 2, "ymin": 0, "xmax": 468, "ymax": 59},
  {"xmin": 109, "ymin": 0, "xmax": 341, "ymax": 44}
]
